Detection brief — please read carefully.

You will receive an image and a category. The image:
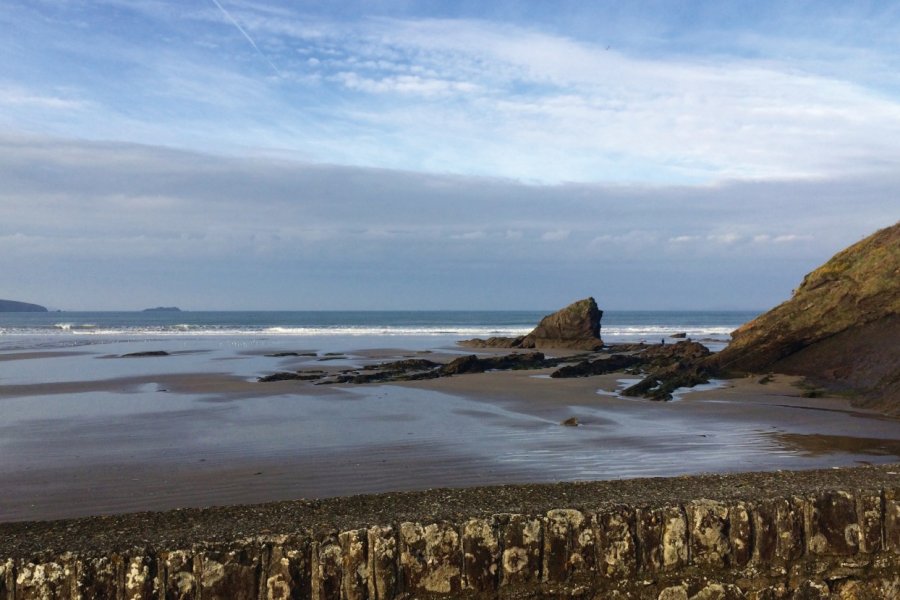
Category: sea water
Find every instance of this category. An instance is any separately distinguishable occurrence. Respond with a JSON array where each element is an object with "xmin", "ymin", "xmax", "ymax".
[{"xmin": 0, "ymin": 309, "xmax": 756, "ymax": 351}]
